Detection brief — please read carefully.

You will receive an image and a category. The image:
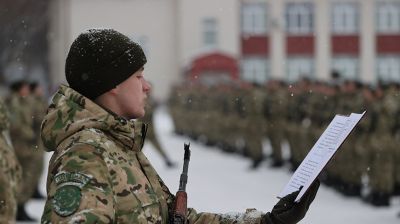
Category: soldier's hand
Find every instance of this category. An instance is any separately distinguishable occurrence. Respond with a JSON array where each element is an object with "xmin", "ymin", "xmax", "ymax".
[{"xmin": 262, "ymin": 179, "xmax": 320, "ymax": 224}]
